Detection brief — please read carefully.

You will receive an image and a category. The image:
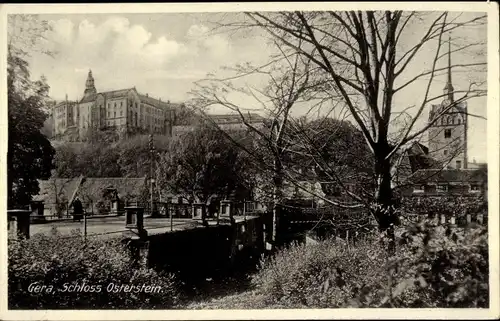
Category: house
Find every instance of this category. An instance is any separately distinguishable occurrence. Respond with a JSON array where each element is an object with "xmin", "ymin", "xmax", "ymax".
[
  {"xmin": 77, "ymin": 177, "xmax": 148, "ymax": 214},
  {"xmin": 33, "ymin": 176, "xmax": 84, "ymax": 217},
  {"xmin": 400, "ymin": 167, "xmax": 487, "ymax": 197},
  {"xmin": 33, "ymin": 176, "xmax": 148, "ymax": 216}
]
